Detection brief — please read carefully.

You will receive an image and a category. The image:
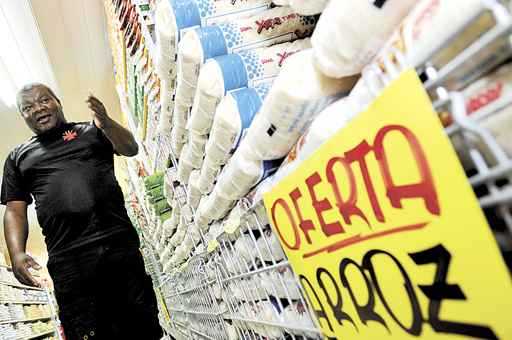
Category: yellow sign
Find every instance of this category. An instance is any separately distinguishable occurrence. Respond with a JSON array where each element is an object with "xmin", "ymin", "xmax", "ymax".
[{"xmin": 263, "ymin": 70, "xmax": 512, "ymax": 340}]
